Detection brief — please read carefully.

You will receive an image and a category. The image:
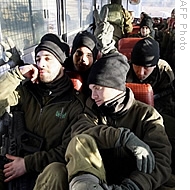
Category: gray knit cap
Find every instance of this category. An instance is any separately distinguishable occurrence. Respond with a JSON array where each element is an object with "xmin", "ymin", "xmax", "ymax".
[
  {"xmin": 35, "ymin": 33, "xmax": 70, "ymax": 65},
  {"xmin": 88, "ymin": 52, "xmax": 129, "ymax": 91}
]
